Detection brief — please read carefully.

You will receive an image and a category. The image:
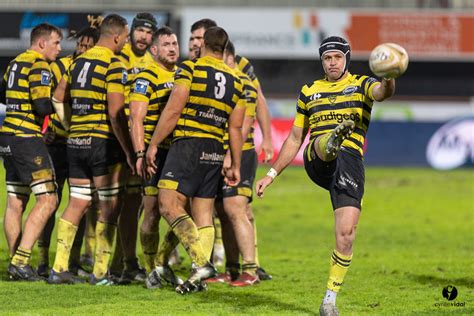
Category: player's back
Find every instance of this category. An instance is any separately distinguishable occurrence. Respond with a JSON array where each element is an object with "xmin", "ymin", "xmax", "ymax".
[
  {"xmin": 67, "ymin": 45, "xmax": 126, "ymax": 140},
  {"xmin": 0, "ymin": 50, "xmax": 52, "ymax": 137},
  {"xmin": 174, "ymin": 56, "xmax": 244, "ymax": 143}
]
